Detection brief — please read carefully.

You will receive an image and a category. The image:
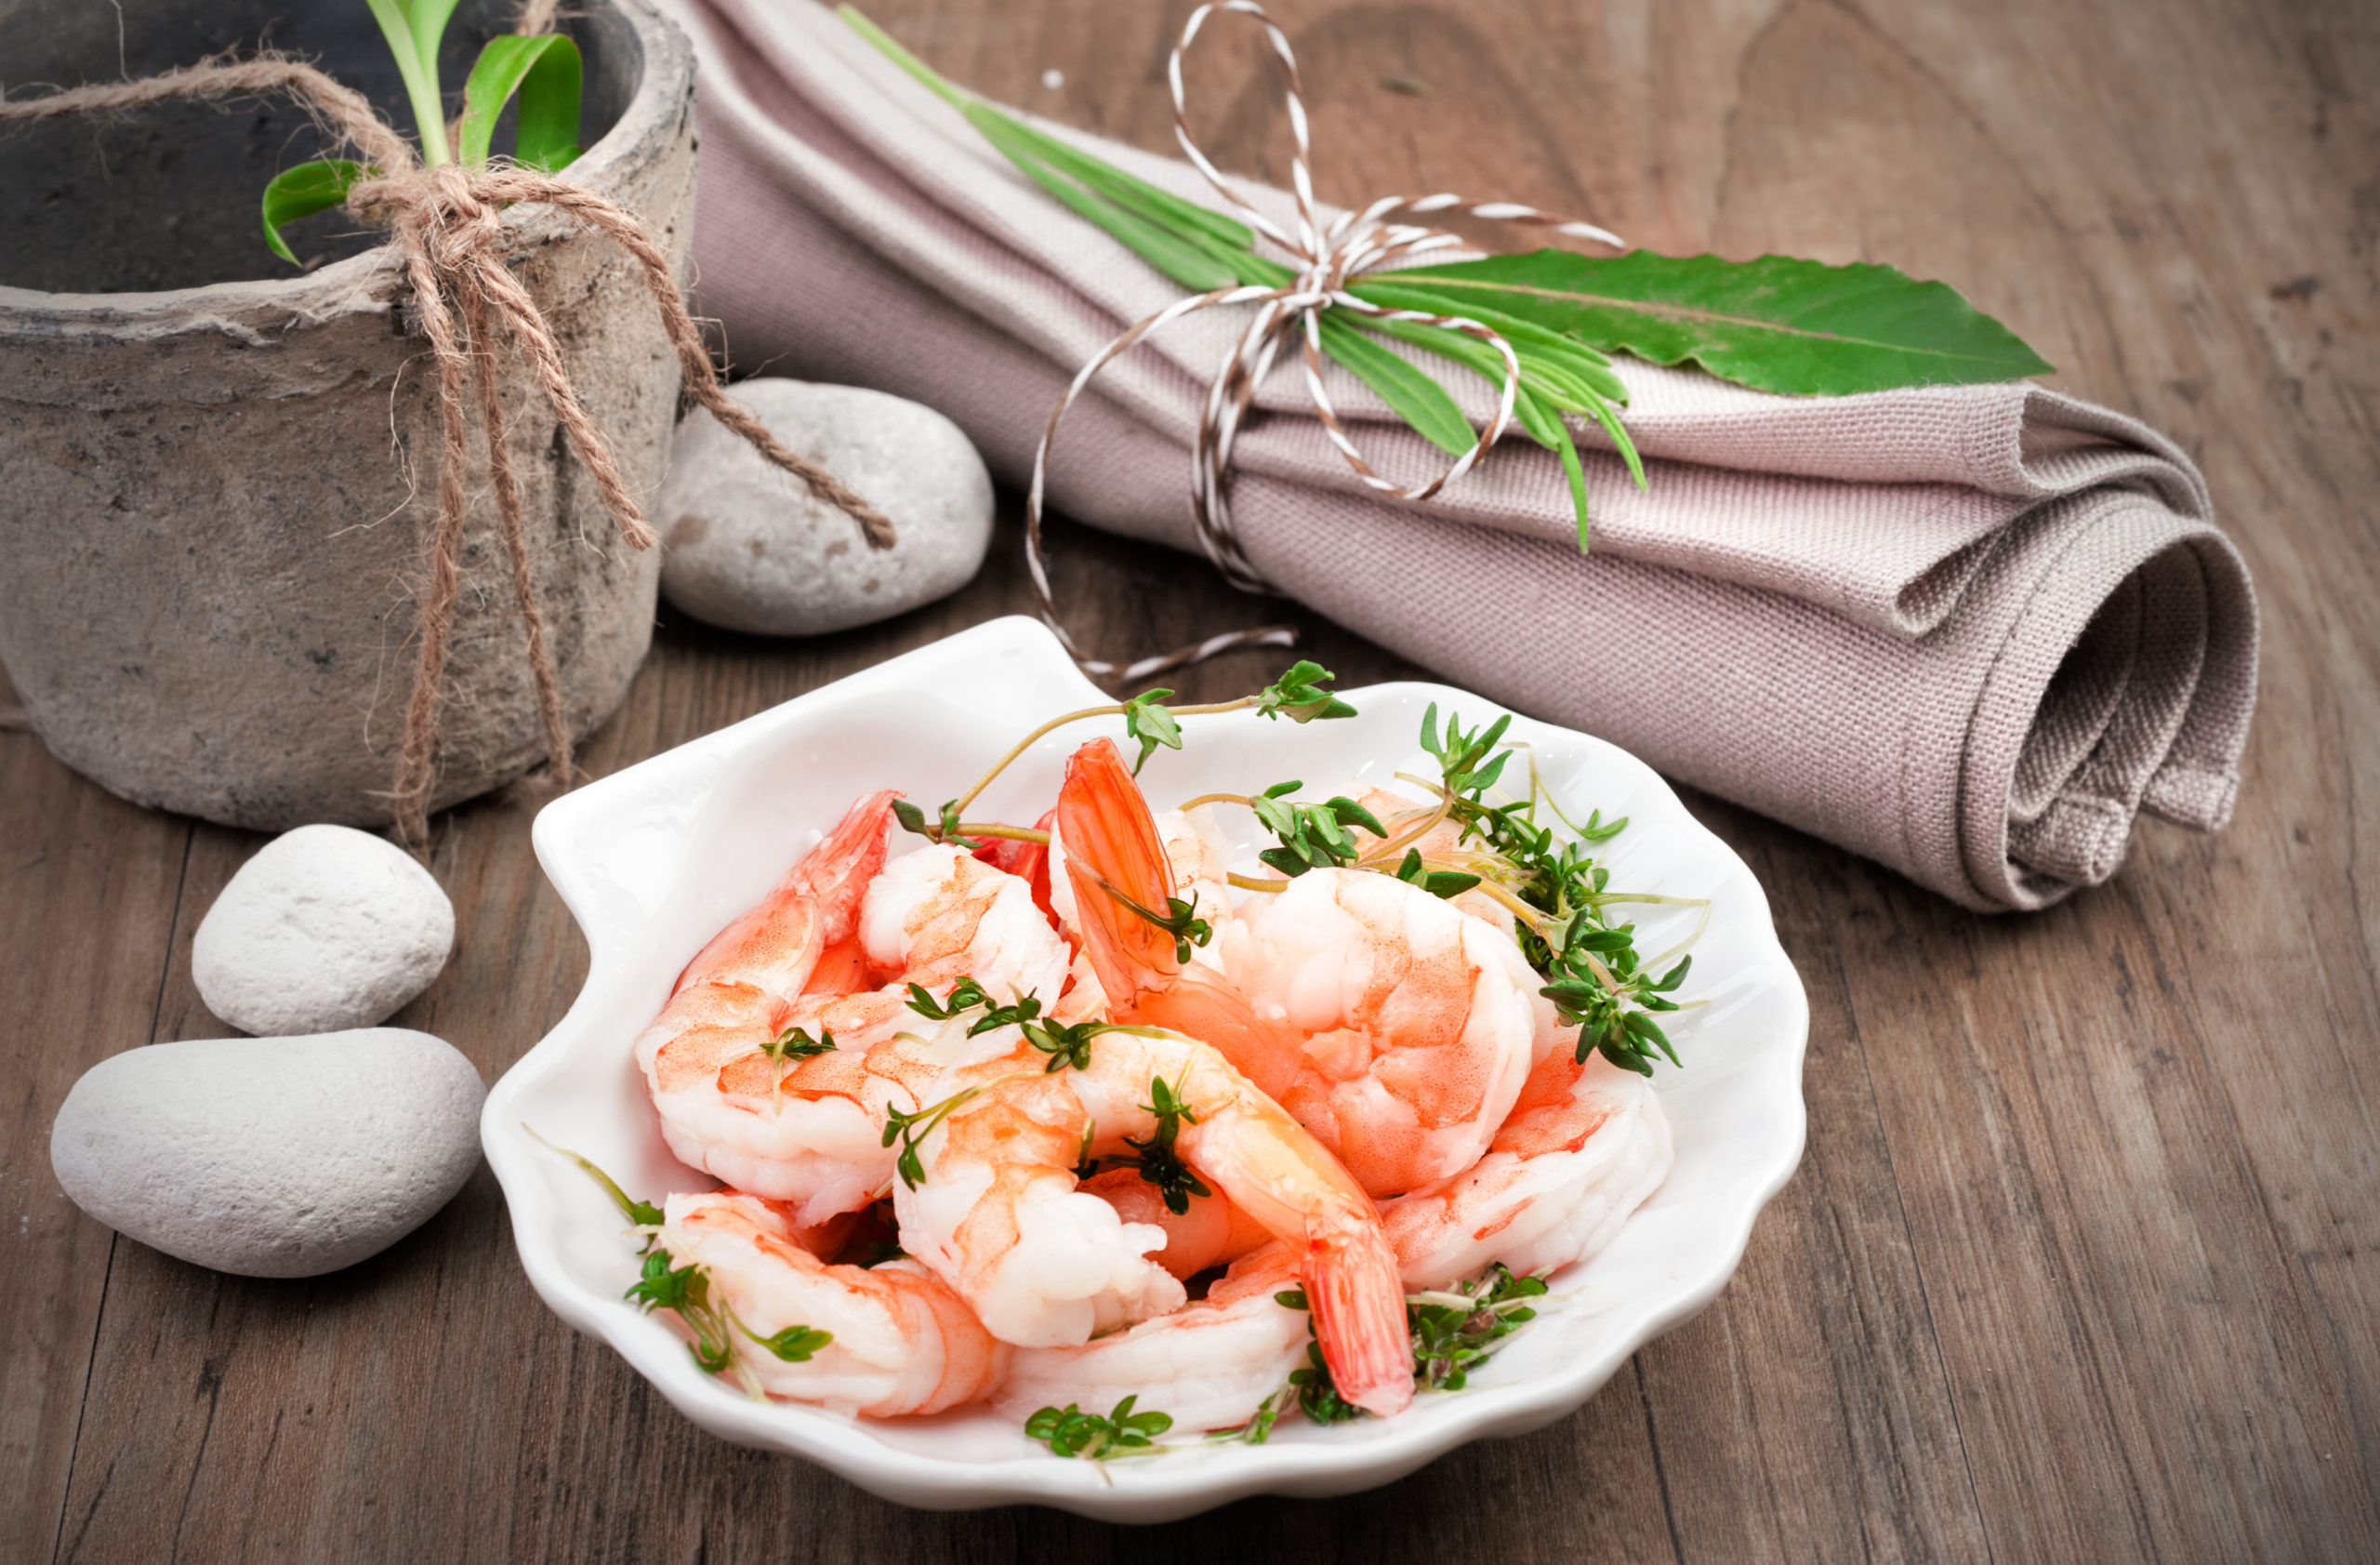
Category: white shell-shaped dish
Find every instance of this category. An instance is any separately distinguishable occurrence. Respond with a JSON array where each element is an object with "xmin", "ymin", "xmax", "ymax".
[{"xmin": 483, "ymin": 616, "xmax": 1808, "ymax": 1522}]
